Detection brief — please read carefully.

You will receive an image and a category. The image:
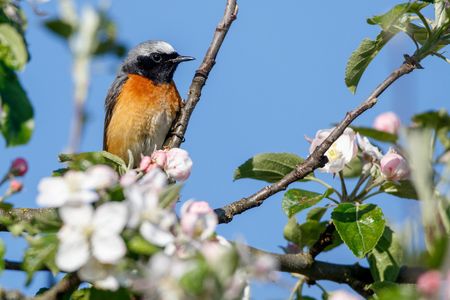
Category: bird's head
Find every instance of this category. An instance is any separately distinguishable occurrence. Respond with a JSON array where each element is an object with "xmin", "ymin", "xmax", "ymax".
[{"xmin": 121, "ymin": 40, "xmax": 194, "ymax": 84}]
